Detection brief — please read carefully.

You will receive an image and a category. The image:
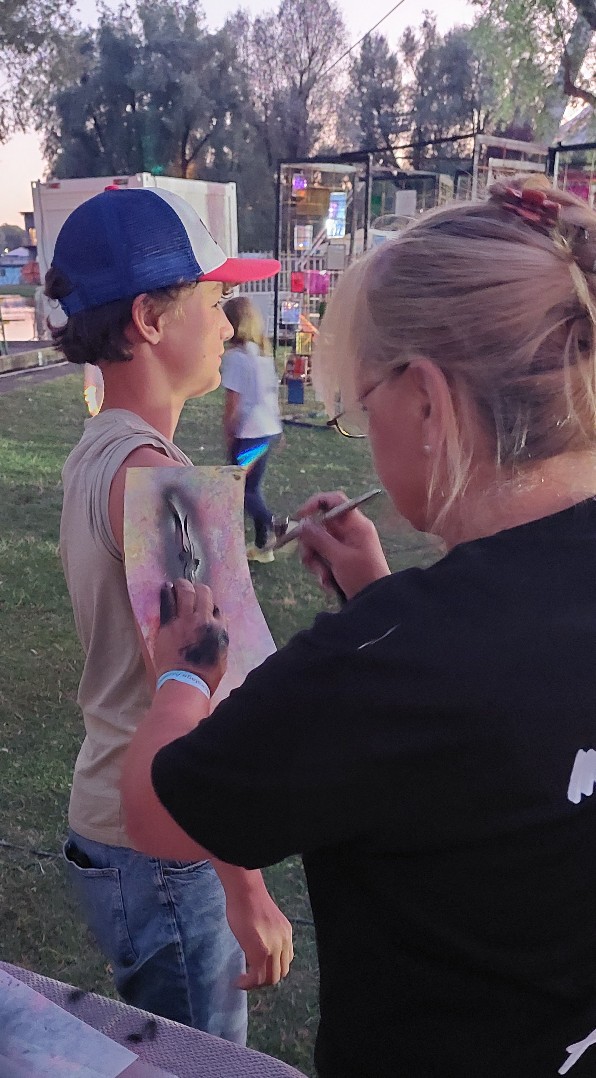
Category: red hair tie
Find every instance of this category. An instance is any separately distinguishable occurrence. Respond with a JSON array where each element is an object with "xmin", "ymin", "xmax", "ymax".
[{"xmin": 500, "ymin": 185, "xmax": 560, "ymax": 229}]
